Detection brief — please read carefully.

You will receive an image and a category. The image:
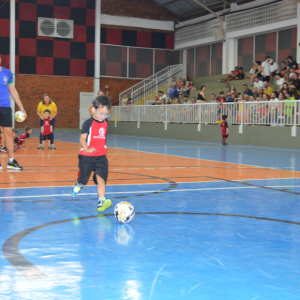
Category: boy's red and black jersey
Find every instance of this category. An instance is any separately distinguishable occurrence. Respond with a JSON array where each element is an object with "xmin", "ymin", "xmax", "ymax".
[
  {"xmin": 42, "ymin": 118, "xmax": 52, "ymax": 136},
  {"xmin": 18, "ymin": 132, "xmax": 30, "ymax": 144},
  {"xmin": 221, "ymin": 121, "xmax": 228, "ymax": 135},
  {"xmin": 79, "ymin": 118, "xmax": 108, "ymax": 156}
]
